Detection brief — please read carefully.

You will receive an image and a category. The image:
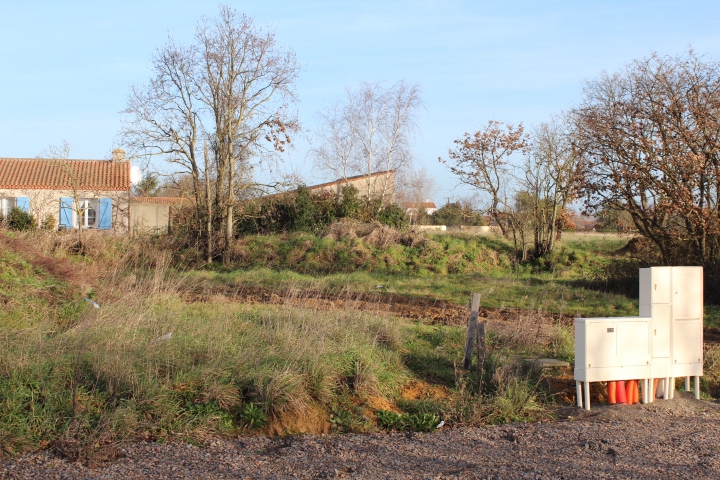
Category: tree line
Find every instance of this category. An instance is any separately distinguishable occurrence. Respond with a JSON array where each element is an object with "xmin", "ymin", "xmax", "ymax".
[
  {"xmin": 120, "ymin": 4, "xmax": 720, "ymax": 284},
  {"xmin": 441, "ymin": 49, "xmax": 720, "ymax": 281}
]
